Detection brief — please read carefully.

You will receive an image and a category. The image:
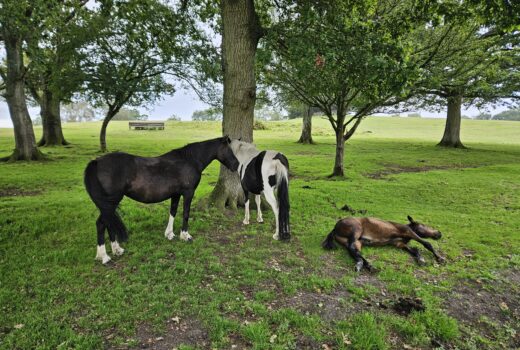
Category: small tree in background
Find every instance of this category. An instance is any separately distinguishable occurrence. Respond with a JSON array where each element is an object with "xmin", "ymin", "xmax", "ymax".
[
  {"xmin": 265, "ymin": 0, "xmax": 436, "ymax": 176},
  {"xmin": 82, "ymin": 0, "xmax": 210, "ymax": 152}
]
